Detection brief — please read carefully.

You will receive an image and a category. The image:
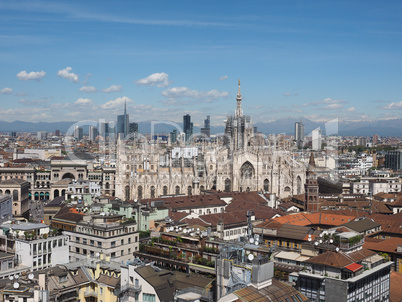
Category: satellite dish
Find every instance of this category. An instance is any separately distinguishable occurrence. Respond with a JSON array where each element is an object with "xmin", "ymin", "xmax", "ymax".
[
  {"xmin": 192, "ymin": 228, "xmax": 195, "ymax": 231},
  {"xmin": 13, "ymin": 282, "xmax": 19, "ymax": 289},
  {"xmin": 314, "ymin": 241, "xmax": 319, "ymax": 246},
  {"xmin": 9, "ymin": 276, "xmax": 13, "ymax": 280},
  {"xmin": 308, "ymin": 238, "xmax": 312, "ymax": 242},
  {"xmin": 183, "ymin": 229, "xmax": 187, "ymax": 233},
  {"xmin": 336, "ymin": 247, "xmax": 340, "ymax": 252},
  {"xmin": 248, "ymin": 254, "xmax": 254, "ymax": 261},
  {"xmin": 196, "ymin": 228, "xmax": 200, "ymax": 231},
  {"xmin": 329, "ymin": 239, "xmax": 333, "ymax": 243},
  {"xmin": 28, "ymin": 274, "xmax": 34, "ymax": 280},
  {"xmin": 15, "ymin": 274, "xmax": 19, "ymax": 279},
  {"xmin": 95, "ymin": 252, "xmax": 100, "ymax": 257},
  {"xmin": 308, "ymin": 234, "xmax": 312, "ymax": 238},
  {"xmin": 319, "ymin": 240, "xmax": 323, "ymax": 244},
  {"xmin": 249, "ymin": 238, "xmax": 254, "ymax": 244},
  {"xmin": 319, "ymin": 233, "xmax": 323, "ymax": 237},
  {"xmin": 255, "ymin": 241, "xmax": 259, "ymax": 246},
  {"xmin": 179, "ymin": 227, "xmax": 182, "ymax": 231}
]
